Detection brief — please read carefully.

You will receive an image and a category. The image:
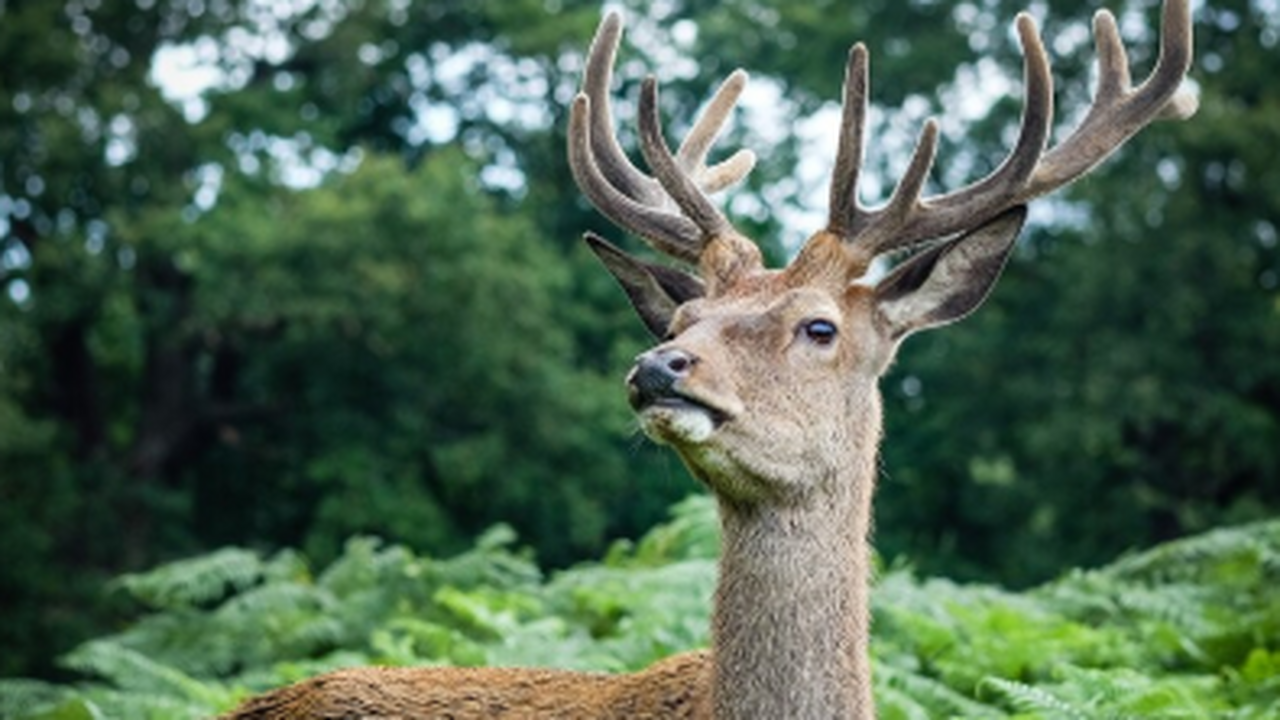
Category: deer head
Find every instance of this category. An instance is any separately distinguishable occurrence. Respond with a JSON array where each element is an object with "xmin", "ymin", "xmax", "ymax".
[{"xmin": 570, "ymin": 4, "xmax": 1195, "ymax": 506}]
